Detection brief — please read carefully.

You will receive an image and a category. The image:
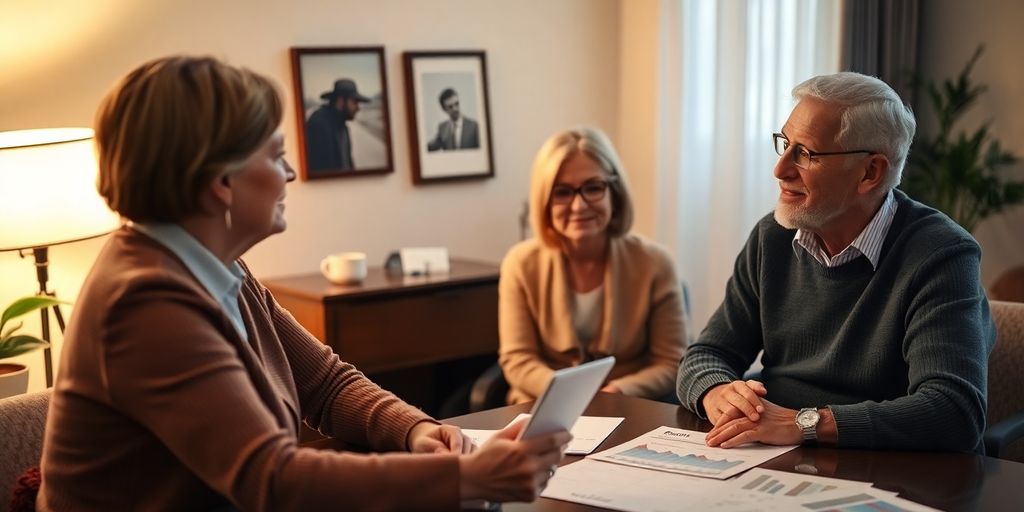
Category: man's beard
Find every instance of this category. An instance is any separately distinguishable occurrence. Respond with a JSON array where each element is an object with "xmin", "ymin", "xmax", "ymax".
[
  {"xmin": 774, "ymin": 200, "xmax": 835, "ymax": 231},
  {"xmin": 331, "ymin": 105, "xmax": 355, "ymax": 122}
]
